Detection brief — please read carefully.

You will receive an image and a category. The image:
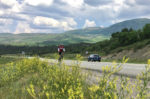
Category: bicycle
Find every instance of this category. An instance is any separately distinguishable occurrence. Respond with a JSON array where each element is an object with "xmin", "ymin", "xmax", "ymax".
[{"xmin": 58, "ymin": 52, "xmax": 64, "ymax": 63}]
